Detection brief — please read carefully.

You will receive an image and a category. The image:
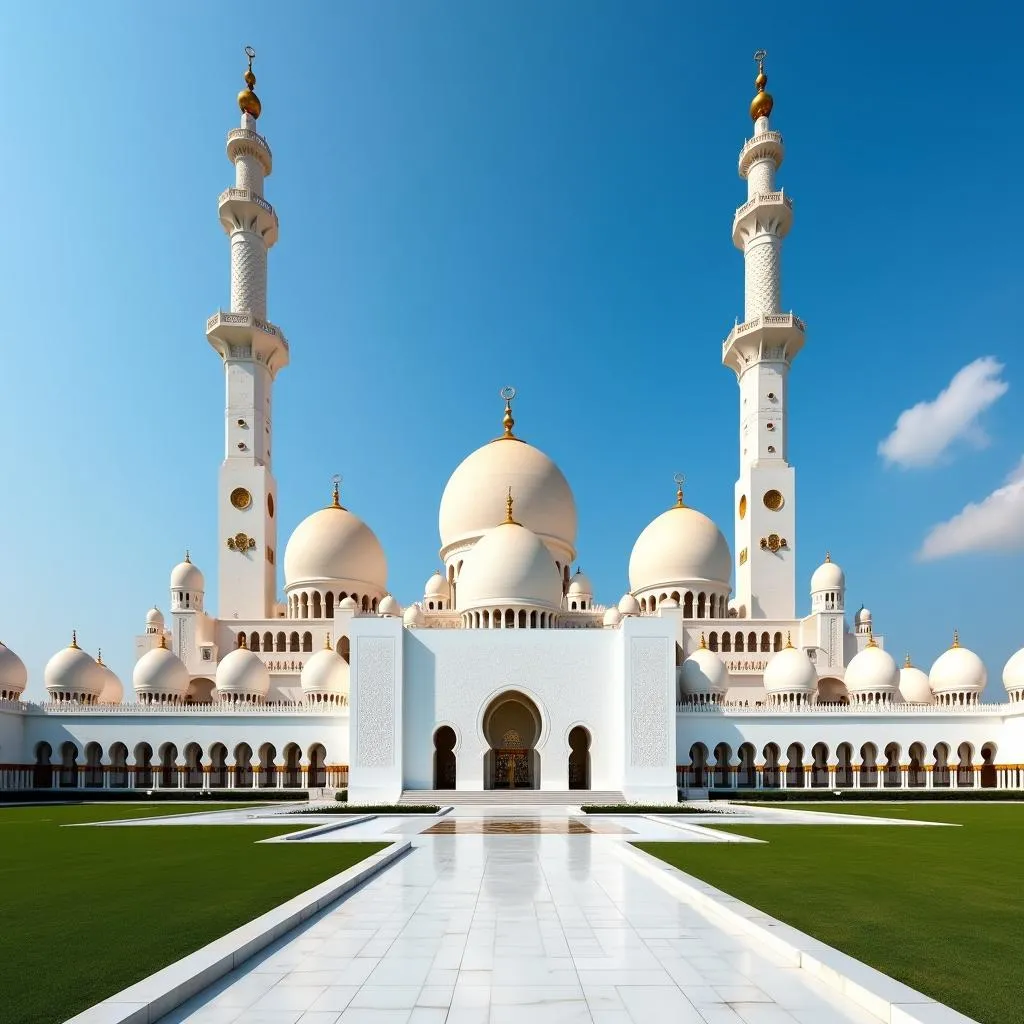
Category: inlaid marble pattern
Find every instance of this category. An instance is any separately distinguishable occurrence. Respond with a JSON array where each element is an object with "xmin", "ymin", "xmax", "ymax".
[{"xmin": 421, "ymin": 818, "xmax": 634, "ymax": 835}]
